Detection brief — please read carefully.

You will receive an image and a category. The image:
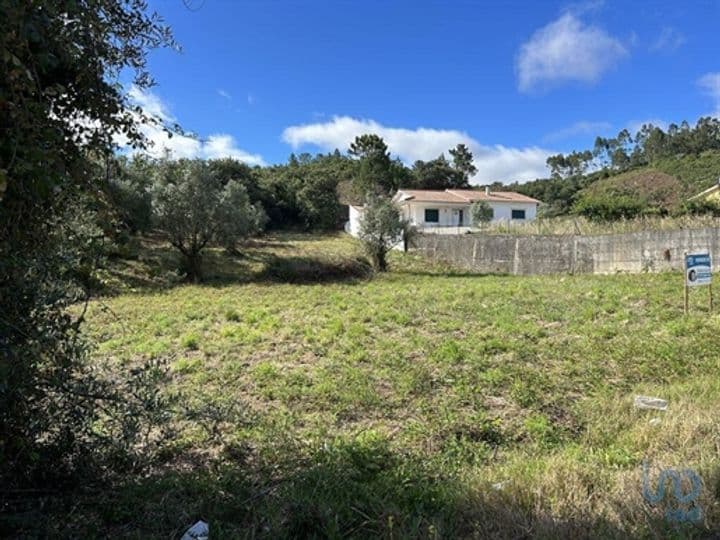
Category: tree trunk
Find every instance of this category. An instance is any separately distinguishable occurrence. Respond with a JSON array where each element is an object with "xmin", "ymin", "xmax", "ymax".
[
  {"xmin": 374, "ymin": 249, "xmax": 387, "ymax": 272},
  {"xmin": 184, "ymin": 251, "xmax": 203, "ymax": 283}
]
